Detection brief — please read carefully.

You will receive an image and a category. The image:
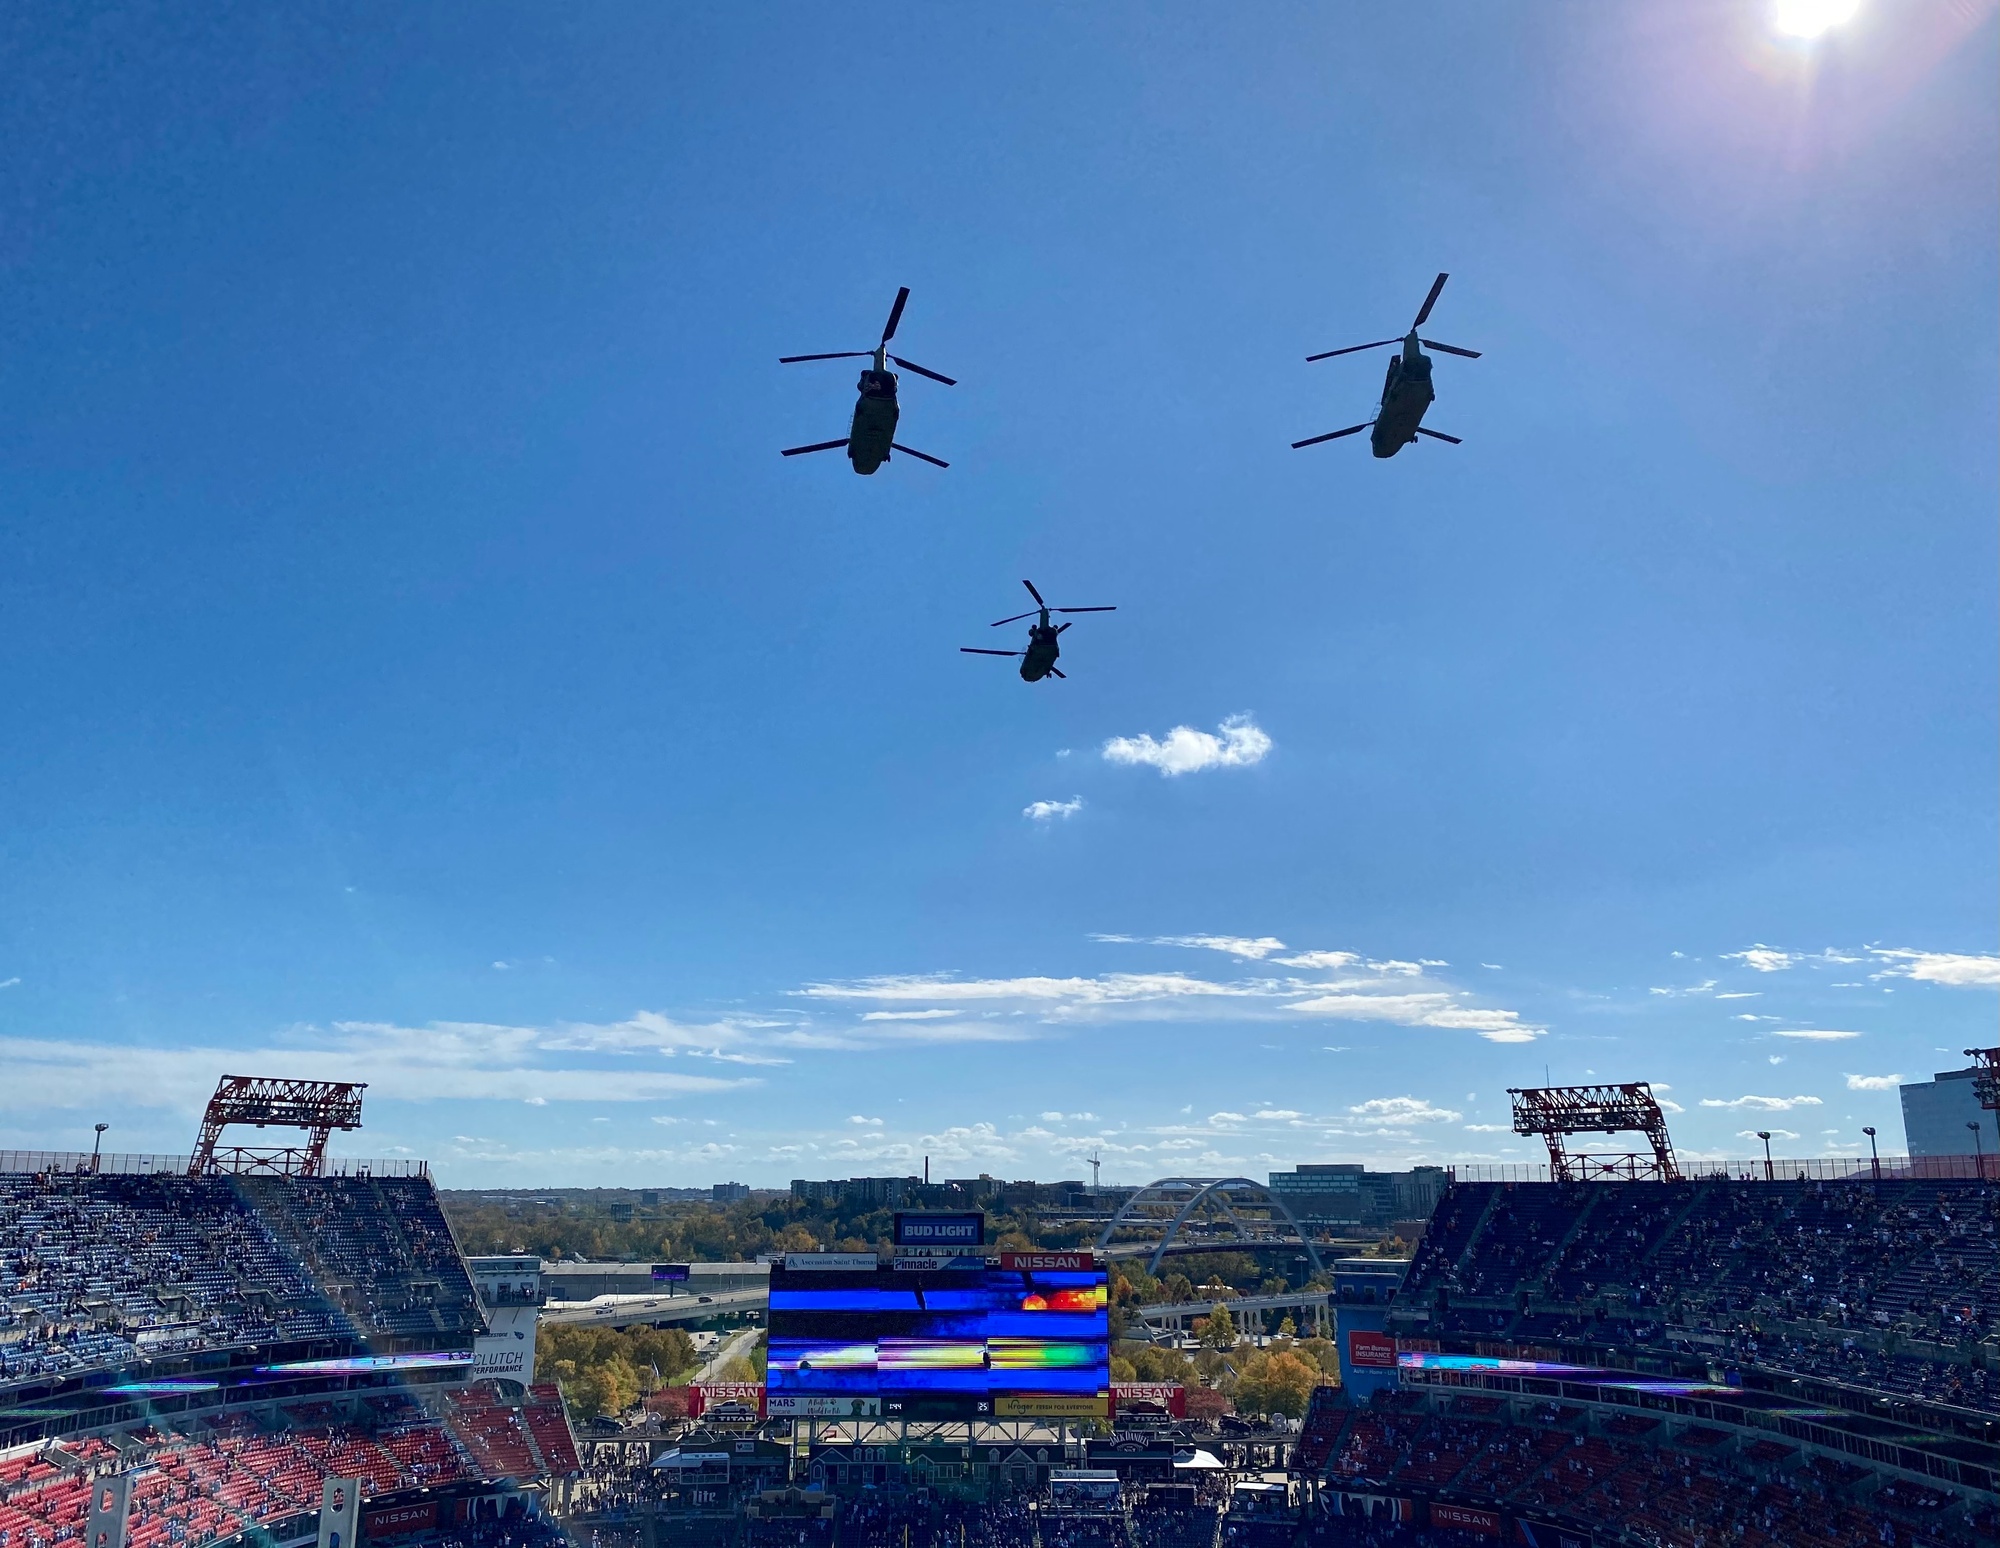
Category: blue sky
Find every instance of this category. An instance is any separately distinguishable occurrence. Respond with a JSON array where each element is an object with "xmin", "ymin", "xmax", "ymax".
[{"xmin": 1, "ymin": 3, "xmax": 1994, "ymax": 1186}]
